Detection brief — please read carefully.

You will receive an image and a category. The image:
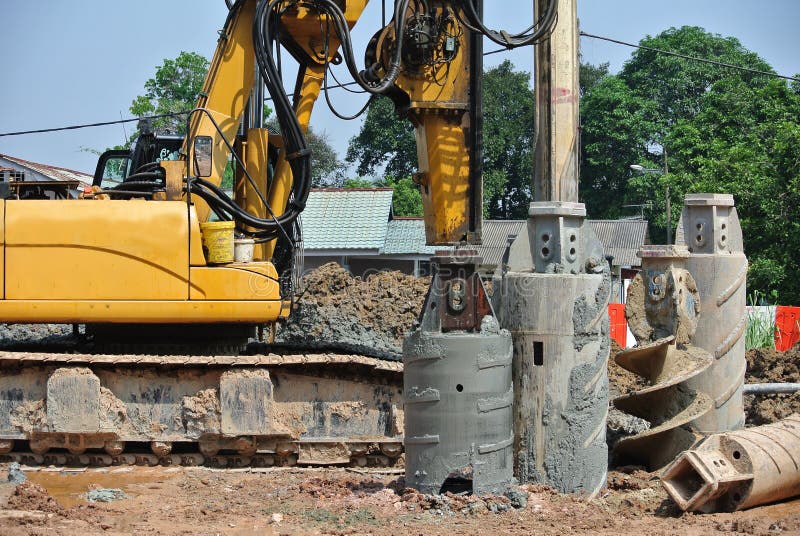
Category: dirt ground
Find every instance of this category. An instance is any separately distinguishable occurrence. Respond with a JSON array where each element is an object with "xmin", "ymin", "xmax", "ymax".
[
  {"xmin": 1, "ymin": 464, "xmax": 799, "ymax": 536},
  {"xmin": 743, "ymin": 344, "xmax": 800, "ymax": 425}
]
